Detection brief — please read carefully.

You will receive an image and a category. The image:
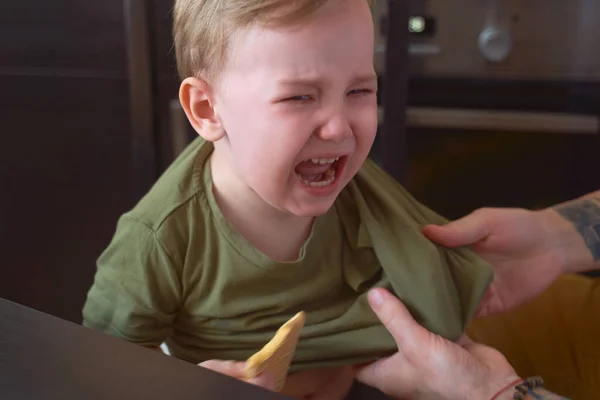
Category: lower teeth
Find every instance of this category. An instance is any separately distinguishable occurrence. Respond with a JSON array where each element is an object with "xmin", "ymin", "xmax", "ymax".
[{"xmin": 299, "ymin": 167, "xmax": 336, "ymax": 187}]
